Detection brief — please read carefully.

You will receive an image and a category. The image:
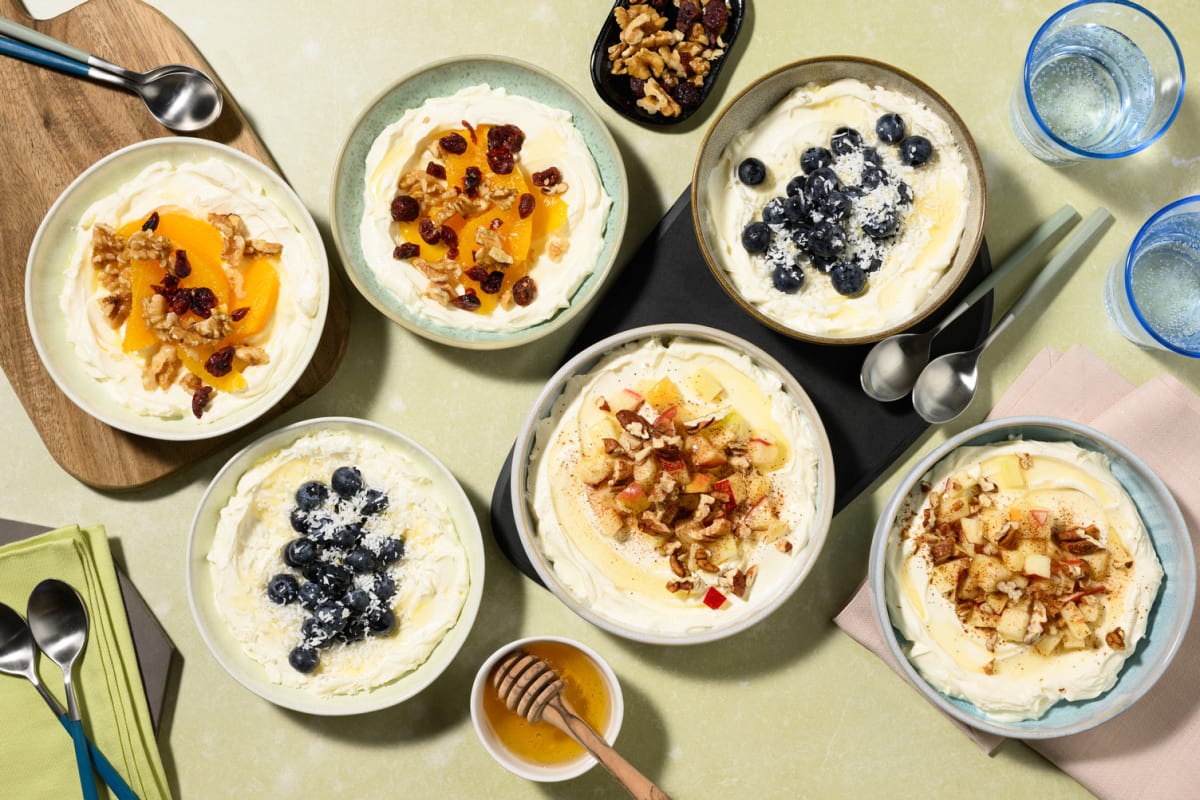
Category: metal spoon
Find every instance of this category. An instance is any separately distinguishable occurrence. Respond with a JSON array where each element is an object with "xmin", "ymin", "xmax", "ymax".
[
  {"xmin": 0, "ymin": 17, "xmax": 222, "ymax": 132},
  {"xmin": 861, "ymin": 205, "xmax": 1080, "ymax": 402},
  {"xmin": 27, "ymin": 579, "xmax": 100, "ymax": 800},
  {"xmin": 913, "ymin": 208, "xmax": 1113, "ymax": 424},
  {"xmin": 0, "ymin": 603, "xmax": 139, "ymax": 800}
]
